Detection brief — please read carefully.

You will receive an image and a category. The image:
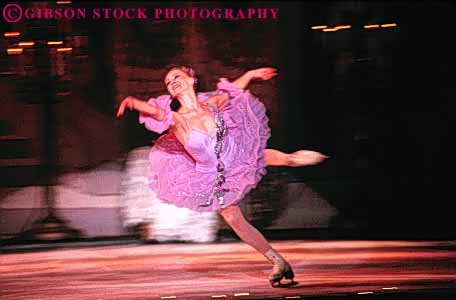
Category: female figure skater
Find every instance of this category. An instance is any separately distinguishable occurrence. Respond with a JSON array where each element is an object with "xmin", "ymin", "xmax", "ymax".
[{"xmin": 117, "ymin": 66, "xmax": 327, "ymax": 287}]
